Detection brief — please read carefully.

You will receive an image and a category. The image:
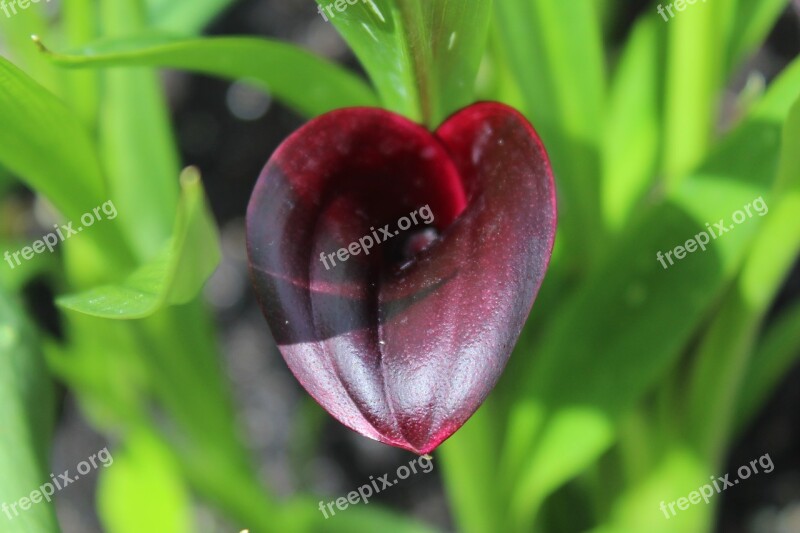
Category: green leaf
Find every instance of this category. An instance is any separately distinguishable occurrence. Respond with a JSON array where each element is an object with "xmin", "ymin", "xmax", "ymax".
[
  {"xmin": 0, "ymin": 286, "xmax": 57, "ymax": 533},
  {"xmin": 314, "ymin": 0, "xmax": 420, "ymax": 121},
  {"xmin": 590, "ymin": 446, "xmax": 713, "ymax": 533},
  {"xmin": 477, "ymin": 26, "xmax": 525, "ymax": 109},
  {"xmin": 737, "ymin": 93, "xmax": 800, "ymax": 309},
  {"xmin": 308, "ymin": 505, "xmax": 440, "ymax": 533},
  {"xmin": 143, "ymin": 302, "xmax": 280, "ymax": 533},
  {"xmin": 277, "ymin": 497, "xmax": 439, "ymax": 533},
  {"xmin": 56, "ymin": 168, "xmax": 221, "ymax": 319},
  {"xmin": 98, "ymin": 432, "xmax": 193, "ymax": 533},
  {"xmin": 0, "ymin": 2, "xmax": 61, "ymax": 95},
  {"xmin": 0, "ymin": 238, "xmax": 60, "ymax": 292},
  {"xmin": 146, "ymin": 0, "xmax": 238, "ymax": 34},
  {"xmin": 502, "ymin": 57, "xmax": 800, "ymax": 529},
  {"xmin": 726, "ymin": 0, "xmax": 791, "ymax": 77},
  {"xmin": 317, "ymin": 0, "xmax": 492, "ymax": 126},
  {"xmin": 38, "ymin": 33, "xmax": 379, "ymax": 118},
  {"xmin": 0, "ymin": 56, "xmax": 106, "ymax": 220},
  {"xmin": 51, "ymin": 298, "xmax": 279, "ymax": 530},
  {"xmin": 661, "ymin": 0, "xmax": 737, "ymax": 182},
  {"xmin": 52, "ymin": 302, "xmax": 279, "ymax": 531},
  {"xmin": 0, "ymin": 56, "xmax": 132, "ymax": 280},
  {"xmin": 601, "ymin": 14, "xmax": 665, "ymax": 231},
  {"xmin": 439, "ymin": 403, "xmax": 504, "ymax": 533},
  {"xmin": 737, "ymin": 301, "xmax": 800, "ymax": 431},
  {"xmin": 417, "ymin": 0, "xmax": 494, "ymax": 123},
  {"xmin": 44, "ymin": 315, "xmax": 150, "ymax": 430},
  {"xmin": 687, "ymin": 92, "xmax": 800, "ymax": 459},
  {"xmin": 98, "ymin": 0, "xmax": 182, "ymax": 262},
  {"xmin": 492, "ymin": 0, "xmax": 606, "ymax": 267},
  {"xmin": 62, "ymin": 0, "xmax": 101, "ymax": 128}
]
